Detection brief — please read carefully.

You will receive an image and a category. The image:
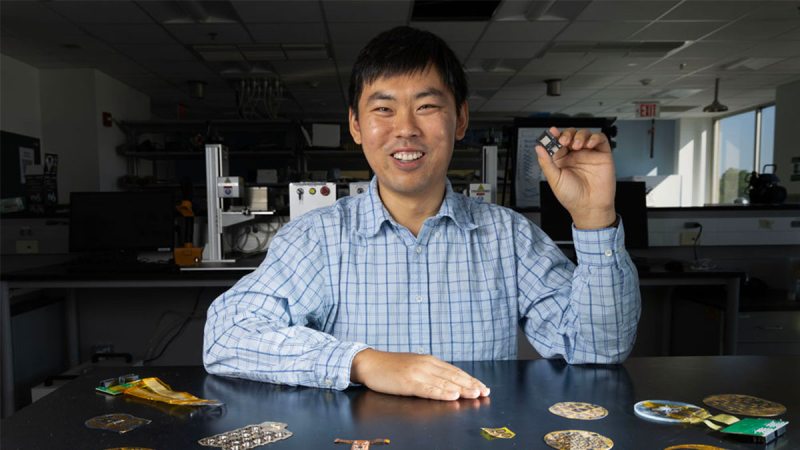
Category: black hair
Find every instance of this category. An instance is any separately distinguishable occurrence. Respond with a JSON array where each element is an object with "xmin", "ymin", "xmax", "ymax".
[{"xmin": 348, "ymin": 26, "xmax": 468, "ymax": 115}]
